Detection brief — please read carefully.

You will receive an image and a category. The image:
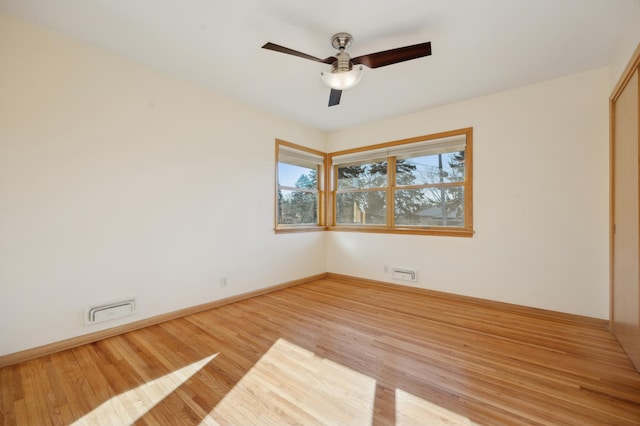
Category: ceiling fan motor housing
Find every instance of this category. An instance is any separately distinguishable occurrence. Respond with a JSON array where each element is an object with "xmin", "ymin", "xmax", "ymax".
[{"xmin": 332, "ymin": 51, "xmax": 353, "ymax": 73}]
